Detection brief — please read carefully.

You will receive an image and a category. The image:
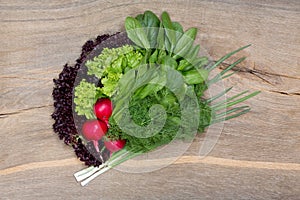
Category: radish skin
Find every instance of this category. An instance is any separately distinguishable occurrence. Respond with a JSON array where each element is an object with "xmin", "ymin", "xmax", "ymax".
[
  {"xmin": 104, "ymin": 139, "xmax": 126, "ymax": 152},
  {"xmin": 82, "ymin": 120, "xmax": 108, "ymax": 141},
  {"xmin": 94, "ymin": 98, "xmax": 113, "ymax": 124}
]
